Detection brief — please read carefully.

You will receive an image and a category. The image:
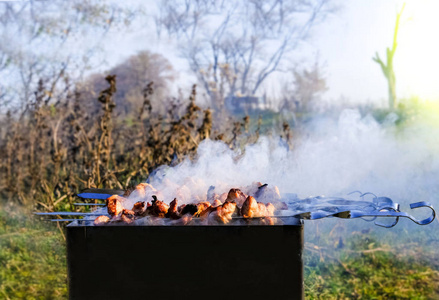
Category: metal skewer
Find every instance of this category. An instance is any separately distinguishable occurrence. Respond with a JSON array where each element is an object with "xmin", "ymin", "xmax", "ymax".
[
  {"xmin": 34, "ymin": 212, "xmax": 108, "ymax": 216},
  {"xmin": 76, "ymin": 188, "xmax": 125, "ymax": 200}
]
